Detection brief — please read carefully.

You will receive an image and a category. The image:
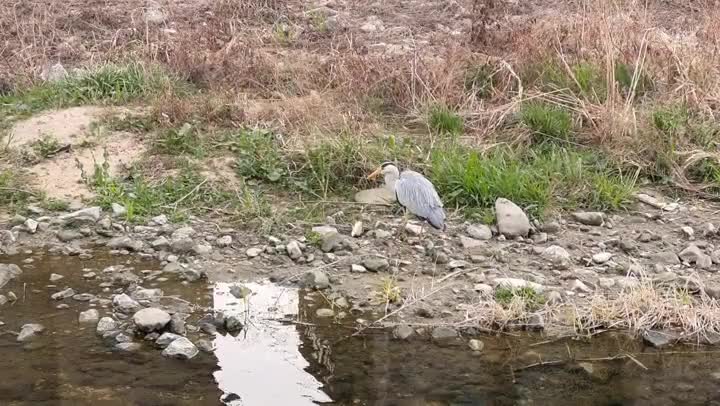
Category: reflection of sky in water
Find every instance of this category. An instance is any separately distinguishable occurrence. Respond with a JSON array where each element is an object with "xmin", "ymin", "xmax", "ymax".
[{"xmin": 212, "ymin": 281, "xmax": 332, "ymax": 405}]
